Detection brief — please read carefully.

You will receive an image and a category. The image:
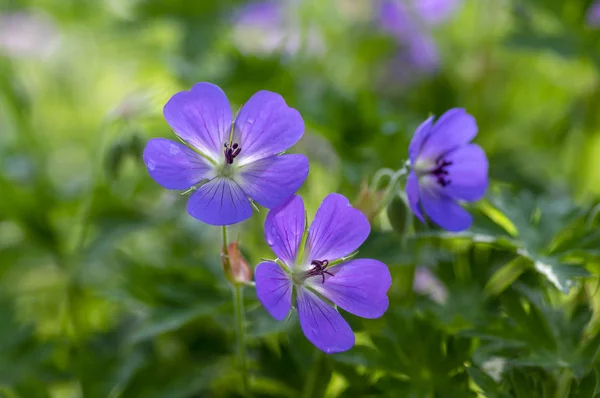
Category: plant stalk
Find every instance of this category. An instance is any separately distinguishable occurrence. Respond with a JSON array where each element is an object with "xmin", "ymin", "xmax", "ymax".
[{"xmin": 222, "ymin": 226, "xmax": 250, "ymax": 395}]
